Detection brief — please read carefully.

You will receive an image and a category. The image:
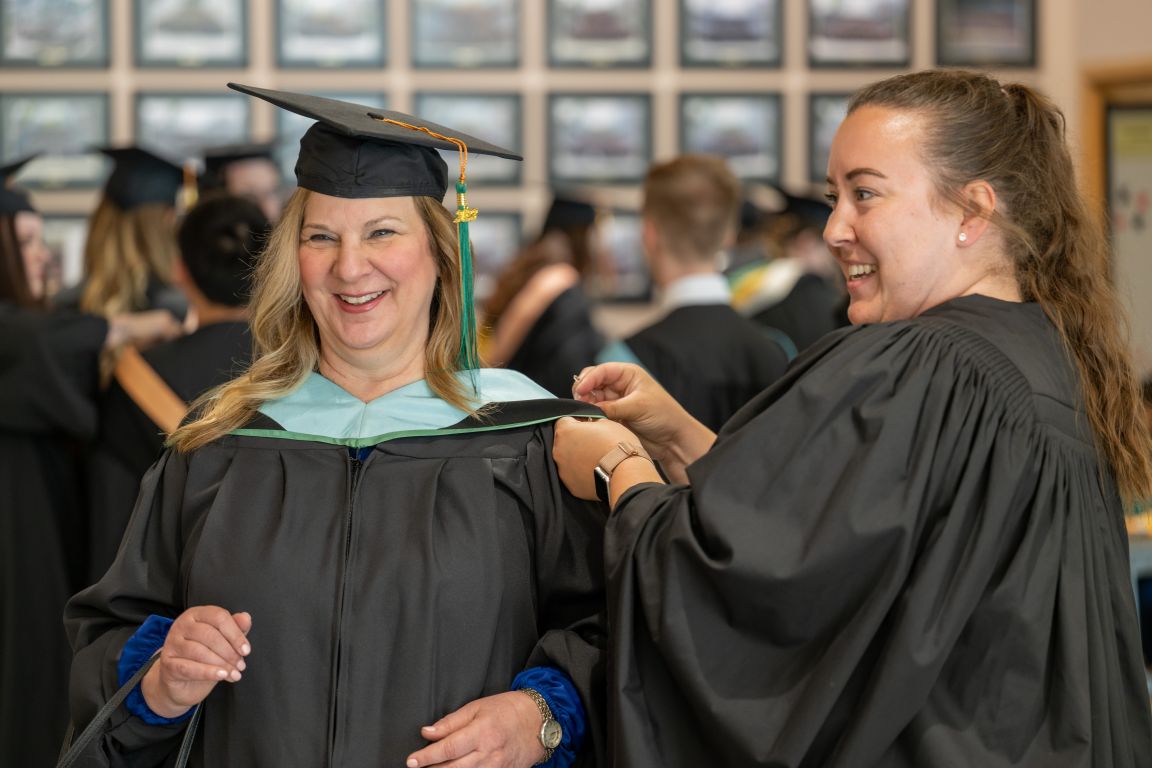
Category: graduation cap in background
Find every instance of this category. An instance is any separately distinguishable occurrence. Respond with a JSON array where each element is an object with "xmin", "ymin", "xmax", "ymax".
[
  {"xmin": 0, "ymin": 154, "xmax": 38, "ymax": 216},
  {"xmin": 541, "ymin": 193, "xmax": 598, "ymax": 234},
  {"xmin": 200, "ymin": 141, "xmax": 277, "ymax": 191},
  {"xmin": 98, "ymin": 146, "xmax": 190, "ymax": 211},
  {"xmin": 228, "ymin": 82, "xmax": 524, "ymax": 373}
]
